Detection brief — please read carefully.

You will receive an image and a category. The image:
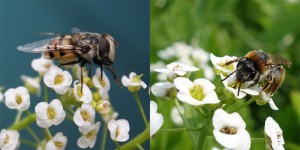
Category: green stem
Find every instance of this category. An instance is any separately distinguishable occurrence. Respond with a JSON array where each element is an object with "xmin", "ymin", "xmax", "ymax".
[
  {"xmin": 120, "ymin": 127, "xmax": 150, "ymax": 150},
  {"xmin": 133, "ymin": 92, "xmax": 149, "ymax": 127},
  {"xmin": 251, "ymin": 138, "xmax": 266, "ymax": 143},
  {"xmin": 9, "ymin": 114, "xmax": 36, "ymax": 131},
  {"xmin": 228, "ymin": 97, "xmax": 256, "ymax": 113},
  {"xmin": 66, "ymin": 106, "xmax": 75, "ymax": 114},
  {"xmin": 137, "ymin": 144, "xmax": 144, "ymax": 150},
  {"xmin": 159, "ymin": 127, "xmax": 202, "ymax": 133},
  {"xmin": 26, "ymin": 127, "xmax": 41, "ymax": 142},
  {"xmin": 13, "ymin": 111, "xmax": 23, "ymax": 124},
  {"xmin": 45, "ymin": 128, "xmax": 52, "ymax": 139},
  {"xmin": 101, "ymin": 123, "xmax": 108, "ymax": 150},
  {"xmin": 19, "ymin": 138, "xmax": 38, "ymax": 147},
  {"xmin": 114, "ymin": 141, "xmax": 121, "ymax": 150},
  {"xmin": 44, "ymin": 84, "xmax": 48, "ymax": 102}
]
